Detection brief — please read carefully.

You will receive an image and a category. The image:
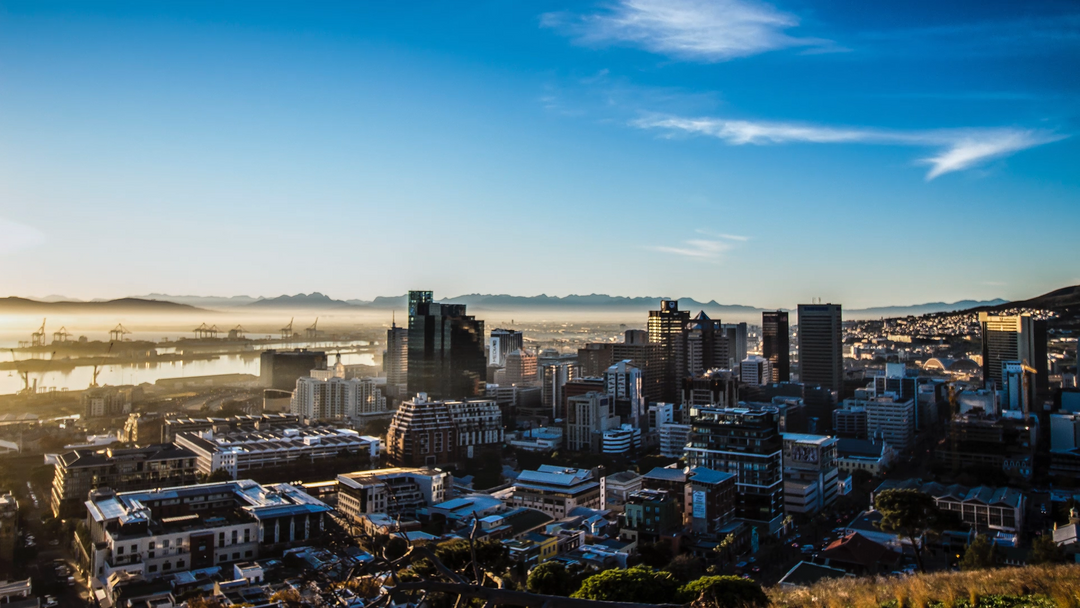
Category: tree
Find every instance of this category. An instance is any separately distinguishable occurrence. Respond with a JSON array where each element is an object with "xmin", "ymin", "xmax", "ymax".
[
  {"xmin": 663, "ymin": 554, "xmax": 705, "ymax": 583},
  {"xmin": 202, "ymin": 468, "xmax": 233, "ymax": 483},
  {"xmin": 960, "ymin": 534, "xmax": 998, "ymax": 571},
  {"xmin": 874, "ymin": 489, "xmax": 941, "ymax": 573},
  {"xmin": 676, "ymin": 576, "xmax": 769, "ymax": 607},
  {"xmin": 1028, "ymin": 534, "xmax": 1066, "ymax": 565},
  {"xmin": 638, "ymin": 541, "xmax": 675, "ymax": 568},
  {"xmin": 528, "ymin": 561, "xmax": 575, "ymax": 596},
  {"xmin": 572, "ymin": 566, "xmax": 681, "ymax": 604}
]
